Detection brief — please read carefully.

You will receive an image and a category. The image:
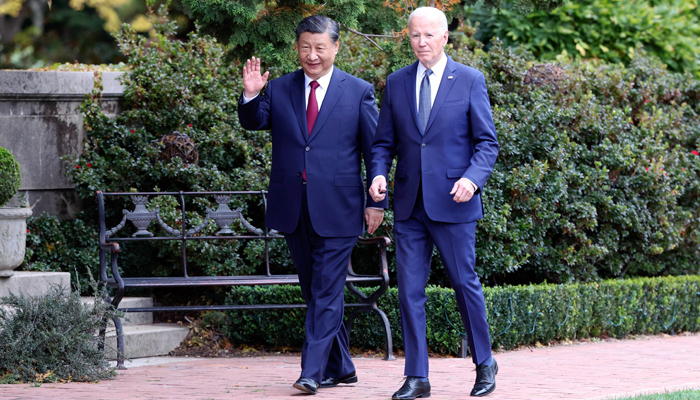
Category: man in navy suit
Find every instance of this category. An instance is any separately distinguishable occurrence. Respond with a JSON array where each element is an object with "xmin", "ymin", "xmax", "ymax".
[
  {"xmin": 369, "ymin": 7, "xmax": 500, "ymax": 399},
  {"xmin": 238, "ymin": 15, "xmax": 387, "ymax": 395}
]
